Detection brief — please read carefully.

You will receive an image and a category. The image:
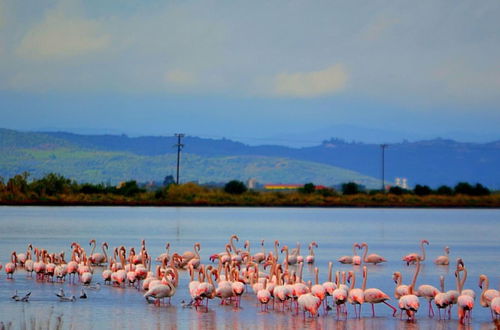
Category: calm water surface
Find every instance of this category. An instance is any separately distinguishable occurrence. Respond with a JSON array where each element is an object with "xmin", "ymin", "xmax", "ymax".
[{"xmin": 0, "ymin": 207, "xmax": 499, "ymax": 329}]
